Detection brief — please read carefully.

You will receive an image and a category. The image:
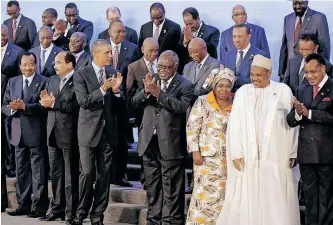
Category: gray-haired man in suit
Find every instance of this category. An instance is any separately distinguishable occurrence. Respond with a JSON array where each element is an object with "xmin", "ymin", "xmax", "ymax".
[
  {"xmin": 4, "ymin": 1, "xmax": 37, "ymax": 51},
  {"xmin": 132, "ymin": 50, "xmax": 194, "ymax": 225},
  {"xmin": 279, "ymin": 0, "xmax": 331, "ymax": 80},
  {"xmin": 72, "ymin": 40, "xmax": 124, "ymax": 225},
  {"xmin": 69, "ymin": 32, "xmax": 91, "ymax": 70},
  {"xmin": 2, "ymin": 52, "xmax": 48, "ymax": 218}
]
